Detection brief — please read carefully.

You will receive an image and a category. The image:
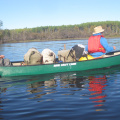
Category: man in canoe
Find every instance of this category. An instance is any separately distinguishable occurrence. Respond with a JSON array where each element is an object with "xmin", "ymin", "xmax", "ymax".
[
  {"xmin": 0, "ymin": 55, "xmax": 12, "ymax": 66},
  {"xmin": 85, "ymin": 26, "xmax": 116, "ymax": 57},
  {"xmin": 0, "ymin": 55, "xmax": 5, "ymax": 59}
]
